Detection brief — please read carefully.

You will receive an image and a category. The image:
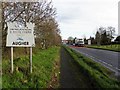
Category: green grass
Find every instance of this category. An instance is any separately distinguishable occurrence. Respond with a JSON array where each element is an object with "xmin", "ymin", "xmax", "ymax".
[
  {"xmin": 87, "ymin": 44, "xmax": 120, "ymax": 52},
  {"xmin": 2, "ymin": 46, "xmax": 60, "ymax": 88},
  {"xmin": 63, "ymin": 45, "xmax": 120, "ymax": 89}
]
